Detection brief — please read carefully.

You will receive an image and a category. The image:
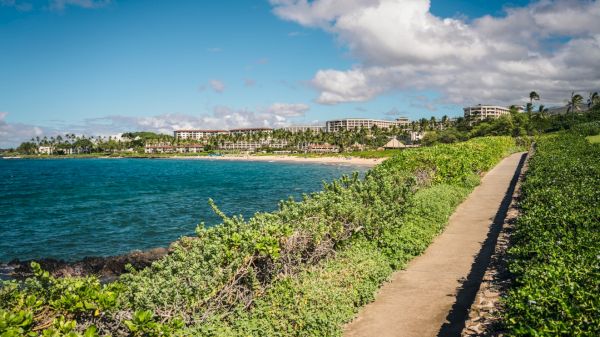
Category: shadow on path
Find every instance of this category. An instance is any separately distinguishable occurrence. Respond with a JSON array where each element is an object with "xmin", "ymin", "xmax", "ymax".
[{"xmin": 436, "ymin": 153, "xmax": 527, "ymax": 337}]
